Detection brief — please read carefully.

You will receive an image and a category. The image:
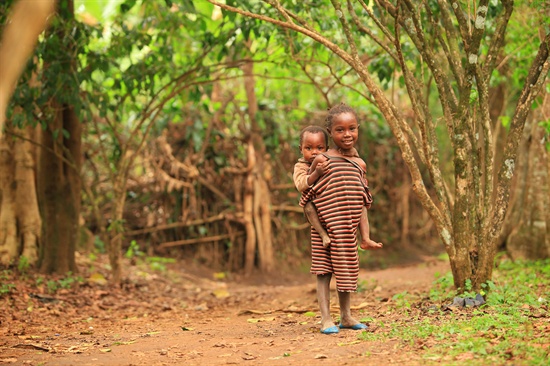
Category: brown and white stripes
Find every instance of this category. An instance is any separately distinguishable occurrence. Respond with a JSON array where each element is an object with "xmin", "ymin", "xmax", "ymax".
[{"xmin": 300, "ymin": 155, "xmax": 371, "ymax": 292}]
